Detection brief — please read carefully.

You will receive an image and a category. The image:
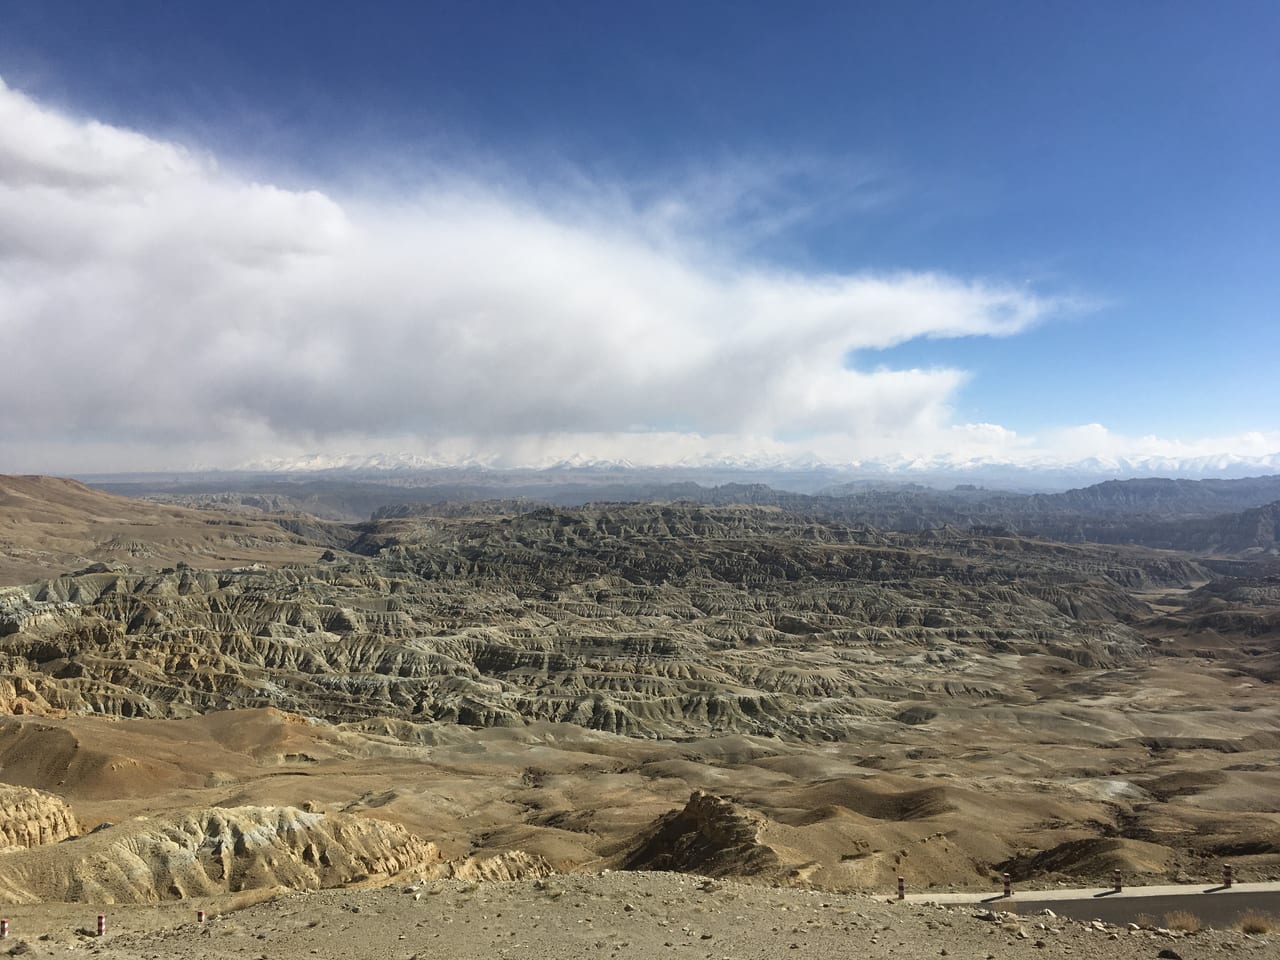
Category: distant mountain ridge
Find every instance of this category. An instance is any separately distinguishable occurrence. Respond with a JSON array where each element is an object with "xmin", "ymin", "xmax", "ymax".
[
  {"xmin": 370, "ymin": 475, "xmax": 1280, "ymax": 557},
  {"xmin": 1026, "ymin": 476, "xmax": 1280, "ymax": 515},
  {"xmin": 85, "ymin": 471, "xmax": 1280, "ymax": 557},
  {"xmin": 660, "ymin": 477, "xmax": 1280, "ymax": 554},
  {"xmin": 230, "ymin": 450, "xmax": 1280, "ymax": 482}
]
